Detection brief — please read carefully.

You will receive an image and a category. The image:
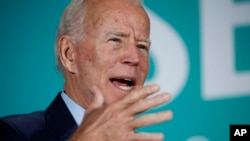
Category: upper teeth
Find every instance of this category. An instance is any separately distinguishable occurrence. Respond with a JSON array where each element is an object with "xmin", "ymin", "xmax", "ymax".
[{"xmin": 124, "ymin": 79, "xmax": 132, "ymax": 81}]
